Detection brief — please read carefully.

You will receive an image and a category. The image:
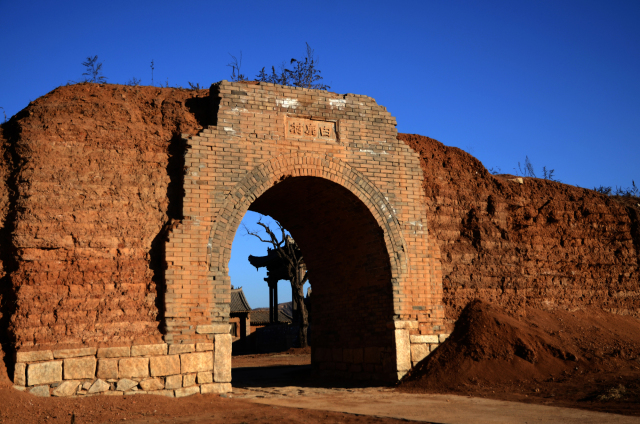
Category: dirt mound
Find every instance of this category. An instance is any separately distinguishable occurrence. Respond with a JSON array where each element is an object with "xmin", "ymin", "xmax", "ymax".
[{"xmin": 398, "ymin": 300, "xmax": 640, "ymax": 415}]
